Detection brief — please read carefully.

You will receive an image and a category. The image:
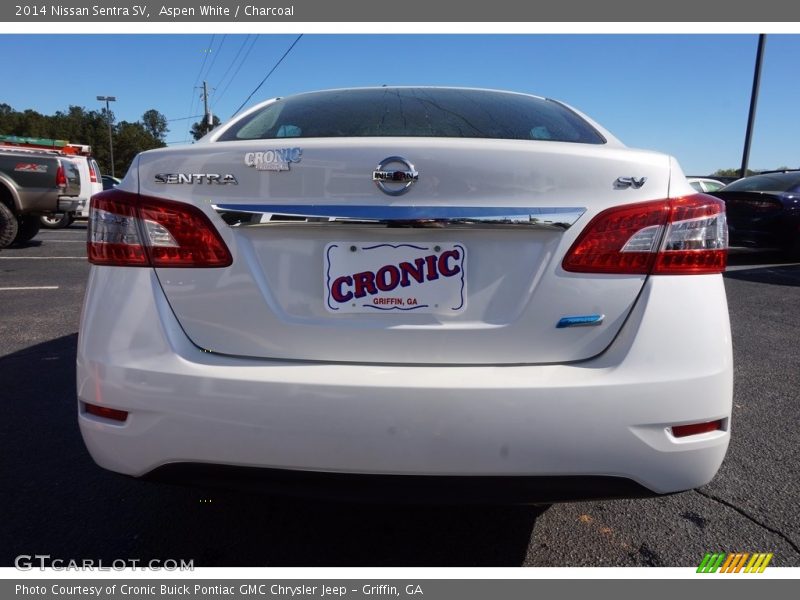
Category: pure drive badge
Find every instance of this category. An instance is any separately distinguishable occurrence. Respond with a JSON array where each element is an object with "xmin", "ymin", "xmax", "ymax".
[
  {"xmin": 244, "ymin": 148, "xmax": 302, "ymax": 172},
  {"xmin": 155, "ymin": 173, "xmax": 238, "ymax": 185}
]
